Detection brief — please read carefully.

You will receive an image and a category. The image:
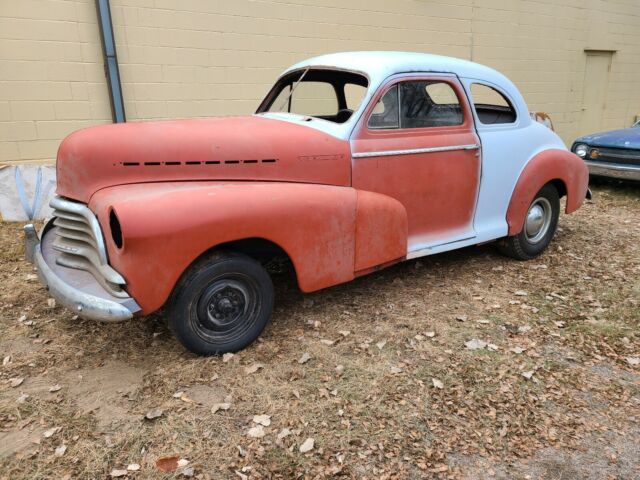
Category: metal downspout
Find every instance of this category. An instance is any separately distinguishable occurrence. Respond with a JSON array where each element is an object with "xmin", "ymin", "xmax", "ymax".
[{"xmin": 95, "ymin": 0, "xmax": 126, "ymax": 123}]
